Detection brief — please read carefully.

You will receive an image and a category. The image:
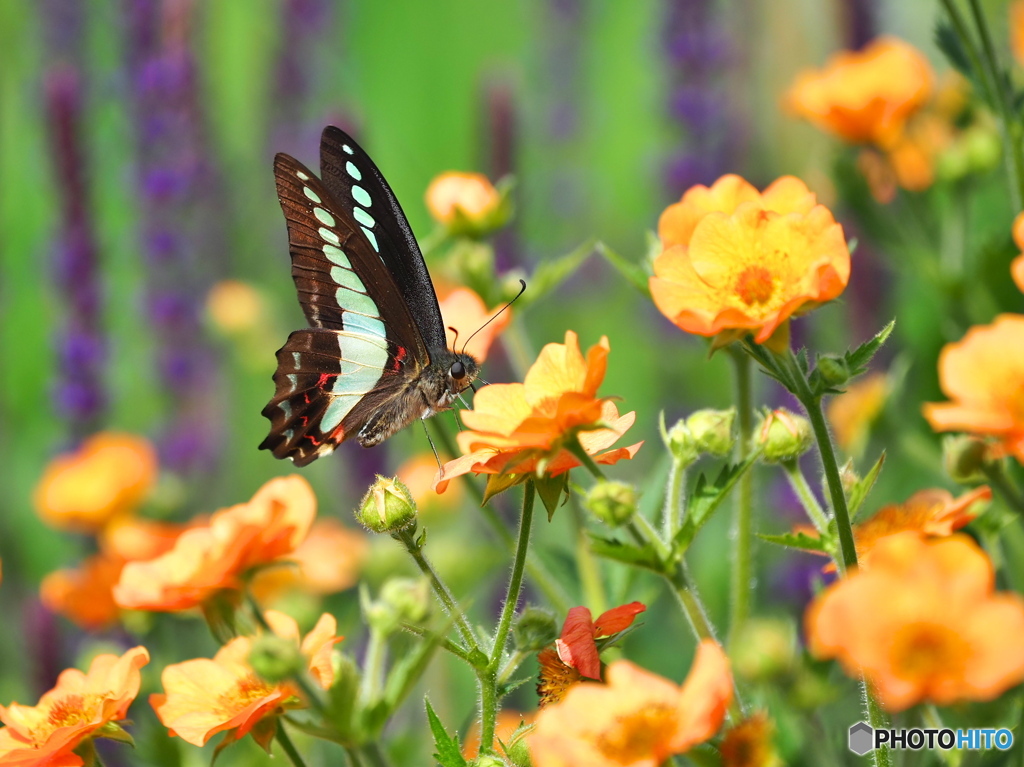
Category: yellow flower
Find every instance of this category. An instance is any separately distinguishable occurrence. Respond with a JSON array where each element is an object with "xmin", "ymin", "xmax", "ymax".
[
  {"xmin": 151, "ymin": 611, "xmax": 340, "ymax": 750},
  {"xmin": 435, "ymin": 331, "xmax": 641, "ymax": 494},
  {"xmin": 34, "ymin": 433, "xmax": 157, "ymax": 533},
  {"xmin": 206, "ymin": 280, "xmax": 266, "ymax": 334},
  {"xmin": 651, "ymin": 175, "xmax": 850, "ymax": 344},
  {"xmin": 806, "ymin": 533, "xmax": 1024, "ymax": 711},
  {"xmin": 425, "ymin": 171, "xmax": 502, "ymax": 232}
]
